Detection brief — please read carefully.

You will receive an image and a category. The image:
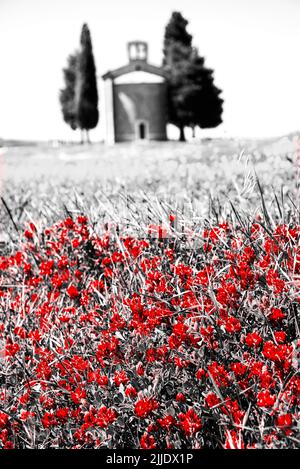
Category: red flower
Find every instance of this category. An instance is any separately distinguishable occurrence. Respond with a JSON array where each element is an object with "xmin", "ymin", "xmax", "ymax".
[
  {"xmin": 205, "ymin": 392, "xmax": 221, "ymax": 408},
  {"xmin": 245, "ymin": 331, "xmax": 263, "ymax": 348},
  {"xmin": 19, "ymin": 392, "xmax": 30, "ymax": 405},
  {"xmin": 5, "ymin": 342, "xmax": 20, "ymax": 357},
  {"xmin": 95, "ymin": 406, "xmax": 117, "ymax": 428},
  {"xmin": 157, "ymin": 415, "xmax": 176, "ymax": 429},
  {"xmin": 39, "ymin": 260, "xmax": 54, "ymax": 276},
  {"xmin": 262, "ymin": 341, "xmax": 292, "ymax": 363},
  {"xmin": 274, "ymin": 331, "xmax": 286, "ymax": 343},
  {"xmin": 67, "ymin": 284, "xmax": 79, "ymax": 299},
  {"xmin": 269, "ymin": 307, "xmax": 285, "ymax": 322},
  {"xmin": 178, "ymin": 408, "xmax": 202, "ymax": 436},
  {"xmin": 231, "ymin": 362, "xmax": 247, "ymax": 377},
  {"xmin": 4, "ymin": 441, "xmax": 14, "ymax": 449},
  {"xmin": 125, "ymin": 385, "xmax": 138, "ymax": 399},
  {"xmin": 0, "ymin": 412, "xmax": 9, "ymax": 429},
  {"xmin": 195, "ymin": 368, "xmax": 206, "ymax": 380},
  {"xmin": 176, "ymin": 392, "xmax": 186, "ymax": 402},
  {"xmin": 277, "ymin": 413, "xmax": 293, "ymax": 430},
  {"xmin": 14, "ymin": 326, "xmax": 27, "ymax": 339},
  {"xmin": 36, "ymin": 360, "xmax": 52, "ymax": 380},
  {"xmin": 56, "ymin": 408, "xmax": 69, "ymax": 421},
  {"xmin": 114, "ymin": 371, "xmax": 129, "ymax": 386},
  {"xmin": 207, "ymin": 362, "xmax": 230, "ymax": 387},
  {"xmin": 24, "ymin": 230, "xmax": 33, "ymax": 240},
  {"xmin": 70, "ymin": 387, "xmax": 86, "ymax": 404},
  {"xmin": 225, "ymin": 317, "xmax": 242, "ymax": 334},
  {"xmin": 134, "ymin": 398, "xmax": 159, "ymax": 418},
  {"xmin": 20, "ymin": 410, "xmax": 35, "ymax": 421},
  {"xmin": 96, "ymin": 374, "xmax": 109, "ymax": 387},
  {"xmin": 140, "ymin": 433, "xmax": 156, "ymax": 449},
  {"xmin": 136, "ymin": 362, "xmax": 145, "ymax": 376},
  {"xmin": 64, "ymin": 217, "xmax": 74, "ymax": 228},
  {"xmin": 257, "ymin": 390, "xmax": 276, "ymax": 408},
  {"xmin": 41, "ymin": 412, "xmax": 58, "ymax": 428},
  {"xmin": 77, "ymin": 216, "xmax": 87, "ymax": 225}
]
